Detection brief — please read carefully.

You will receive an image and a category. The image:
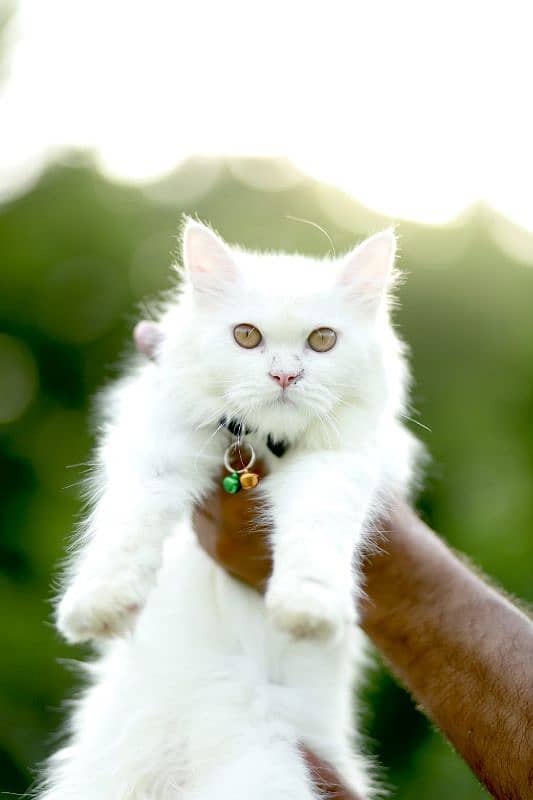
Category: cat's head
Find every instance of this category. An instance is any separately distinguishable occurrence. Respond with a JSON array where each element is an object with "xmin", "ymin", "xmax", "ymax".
[{"xmin": 140, "ymin": 219, "xmax": 399, "ymax": 440}]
